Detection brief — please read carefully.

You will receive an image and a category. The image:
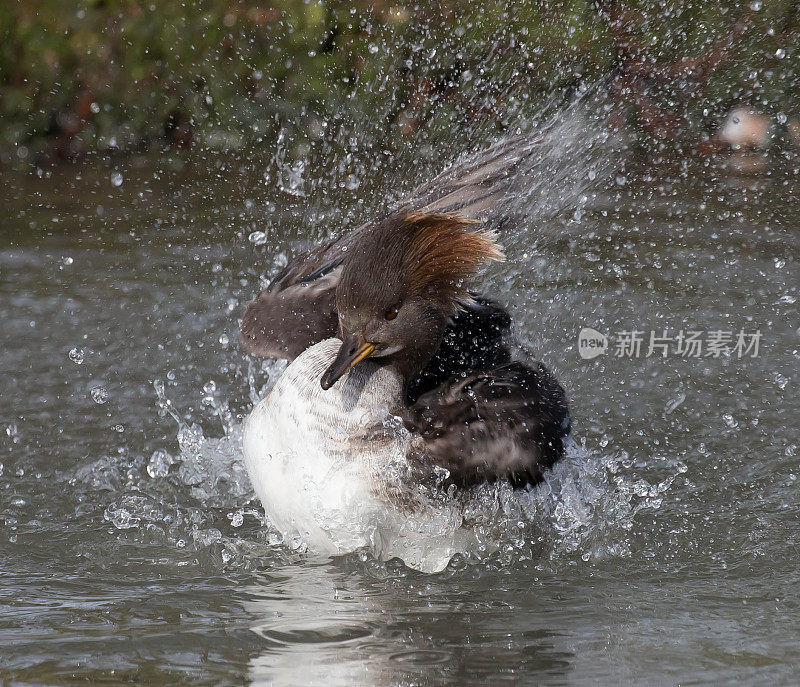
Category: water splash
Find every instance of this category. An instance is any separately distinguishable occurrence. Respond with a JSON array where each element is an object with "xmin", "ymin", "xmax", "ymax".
[
  {"xmin": 439, "ymin": 89, "xmax": 617, "ymax": 239},
  {"xmin": 271, "ymin": 129, "xmax": 307, "ymax": 197},
  {"xmin": 79, "ymin": 375, "xmax": 683, "ymax": 573},
  {"xmin": 66, "ymin": 93, "xmax": 674, "ymax": 574}
]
